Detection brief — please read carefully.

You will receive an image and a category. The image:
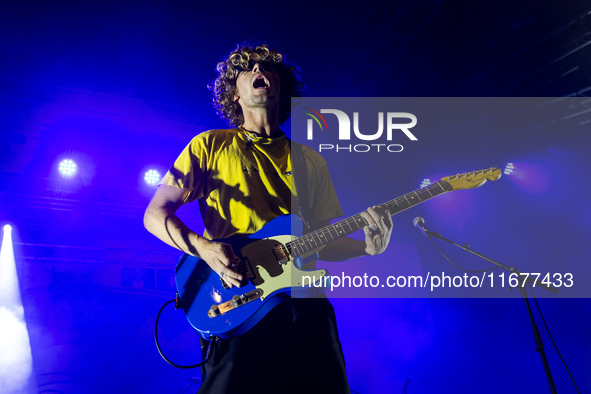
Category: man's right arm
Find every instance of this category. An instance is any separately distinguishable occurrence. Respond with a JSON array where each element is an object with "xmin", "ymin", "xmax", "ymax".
[{"xmin": 143, "ymin": 184, "xmax": 243, "ymax": 287}]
